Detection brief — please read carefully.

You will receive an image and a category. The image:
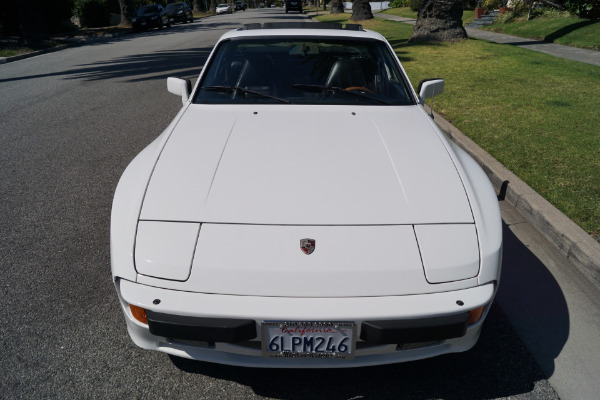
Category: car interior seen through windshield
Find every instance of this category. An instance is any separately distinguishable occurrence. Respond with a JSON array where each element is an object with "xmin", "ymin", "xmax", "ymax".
[{"xmin": 194, "ymin": 37, "xmax": 415, "ymax": 105}]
